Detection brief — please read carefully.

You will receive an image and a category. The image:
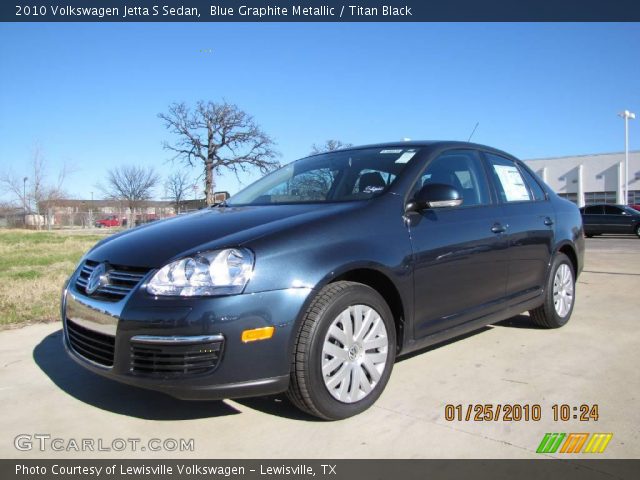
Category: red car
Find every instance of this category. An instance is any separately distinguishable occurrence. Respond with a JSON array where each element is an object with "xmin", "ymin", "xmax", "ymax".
[
  {"xmin": 95, "ymin": 215, "xmax": 121, "ymax": 228},
  {"xmin": 630, "ymin": 204, "xmax": 640, "ymax": 212}
]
